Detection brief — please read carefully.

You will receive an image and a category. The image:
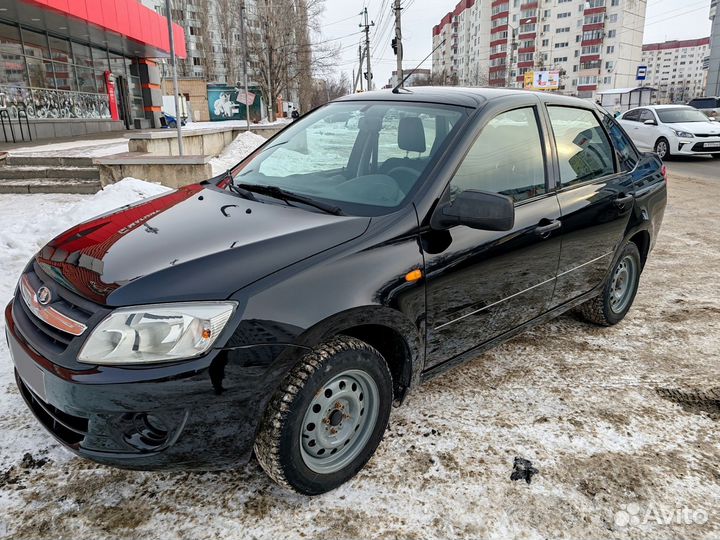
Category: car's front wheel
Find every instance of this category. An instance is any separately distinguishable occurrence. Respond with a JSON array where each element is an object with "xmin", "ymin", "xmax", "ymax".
[
  {"xmin": 254, "ymin": 336, "xmax": 393, "ymax": 495},
  {"xmin": 654, "ymin": 137, "xmax": 671, "ymax": 160},
  {"xmin": 575, "ymin": 242, "xmax": 642, "ymax": 326}
]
